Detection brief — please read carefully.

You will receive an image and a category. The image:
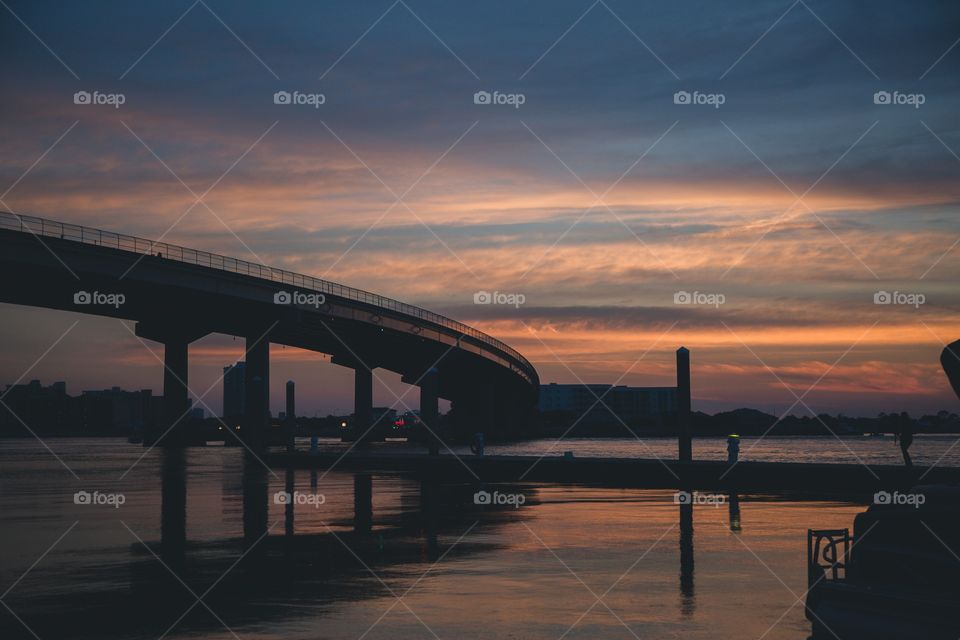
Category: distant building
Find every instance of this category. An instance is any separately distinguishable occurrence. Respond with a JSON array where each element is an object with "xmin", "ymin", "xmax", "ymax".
[
  {"xmin": 223, "ymin": 361, "xmax": 245, "ymax": 420},
  {"xmin": 539, "ymin": 383, "xmax": 677, "ymax": 430},
  {"xmin": 80, "ymin": 387, "xmax": 160, "ymax": 435},
  {"xmin": 0, "ymin": 380, "xmax": 169, "ymax": 436},
  {"xmin": 0, "ymin": 380, "xmax": 72, "ymax": 434}
]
